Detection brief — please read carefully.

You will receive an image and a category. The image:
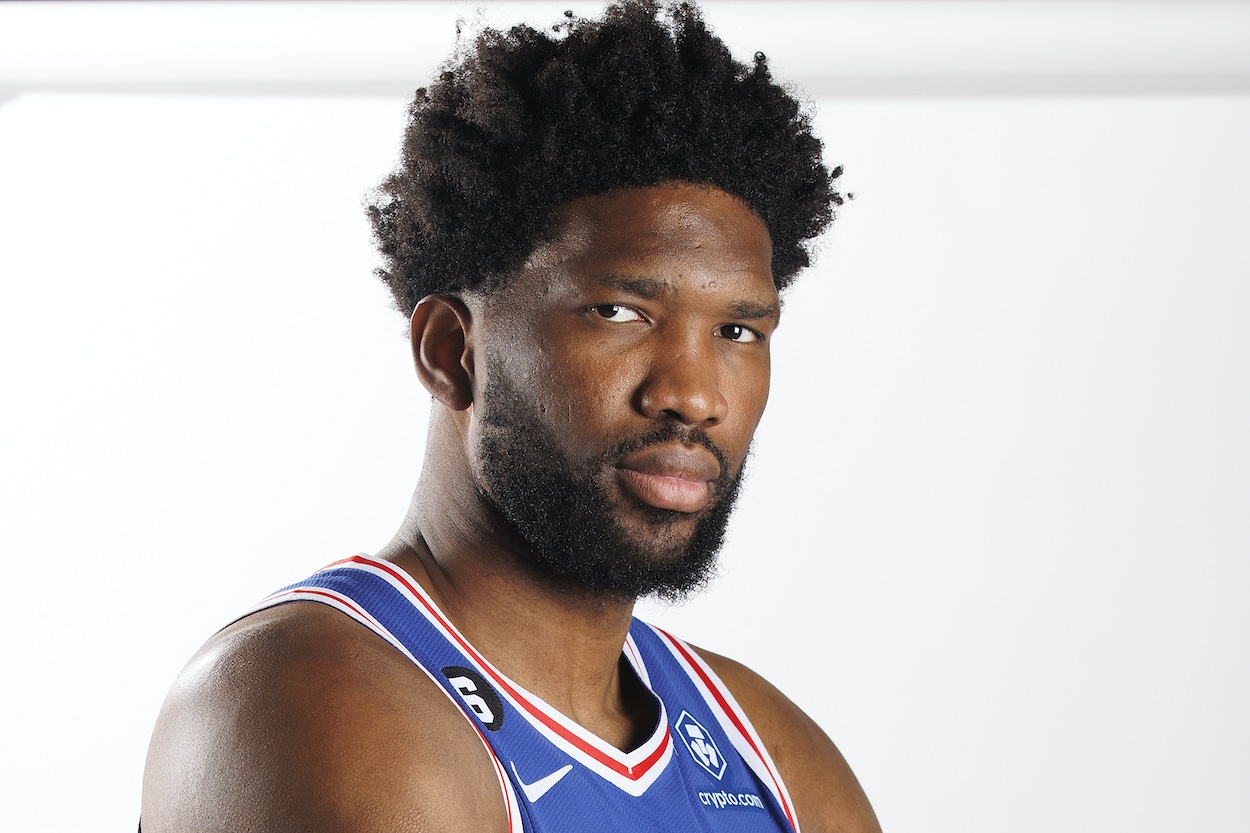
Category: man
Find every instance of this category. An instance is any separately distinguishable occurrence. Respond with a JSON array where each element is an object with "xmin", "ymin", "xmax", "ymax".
[{"xmin": 141, "ymin": 2, "xmax": 880, "ymax": 831}]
